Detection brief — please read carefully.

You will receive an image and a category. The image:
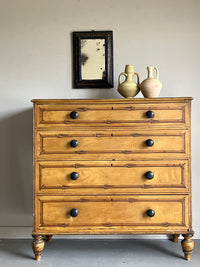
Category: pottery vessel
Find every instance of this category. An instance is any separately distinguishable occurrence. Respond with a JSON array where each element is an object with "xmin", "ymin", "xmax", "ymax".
[
  {"xmin": 140, "ymin": 66, "xmax": 162, "ymax": 98},
  {"xmin": 117, "ymin": 65, "xmax": 140, "ymax": 98}
]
